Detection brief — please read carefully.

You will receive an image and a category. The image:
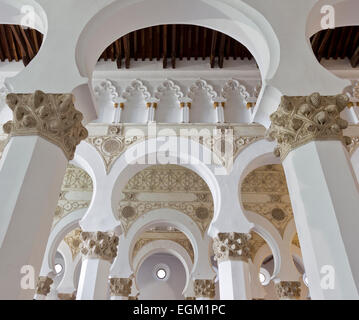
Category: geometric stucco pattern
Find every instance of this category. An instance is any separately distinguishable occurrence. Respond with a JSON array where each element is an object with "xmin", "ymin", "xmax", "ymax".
[
  {"xmin": 241, "ymin": 164, "xmax": 293, "ymax": 237},
  {"xmin": 85, "ymin": 124, "xmax": 260, "ymax": 174},
  {"xmin": 53, "ymin": 165, "xmax": 93, "ymax": 226},
  {"xmin": 132, "ymin": 230, "xmax": 194, "ymax": 263},
  {"xmin": 118, "ymin": 164, "xmax": 213, "ymax": 236}
]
